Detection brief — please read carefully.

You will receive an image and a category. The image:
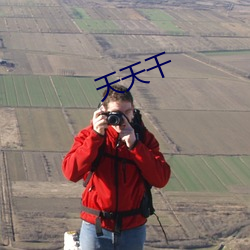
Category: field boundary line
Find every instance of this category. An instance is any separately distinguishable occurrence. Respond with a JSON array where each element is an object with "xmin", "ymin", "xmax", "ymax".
[
  {"xmin": 23, "ymin": 76, "xmax": 33, "ymax": 107},
  {"xmin": 0, "ymin": 76, "xmax": 8, "ymax": 106},
  {"xmin": 220, "ymin": 157, "xmax": 245, "ymax": 185},
  {"xmin": 184, "ymin": 52, "xmax": 250, "ymax": 83},
  {"xmin": 22, "ymin": 75, "xmax": 32, "ymax": 106},
  {"xmin": 159, "ymin": 190, "xmax": 190, "ymax": 239},
  {"xmin": 184, "ymin": 159, "xmax": 208, "ymax": 192},
  {"xmin": 200, "ymin": 156, "xmax": 228, "ymax": 191},
  {"xmin": 61, "ymin": 109, "xmax": 76, "ymax": 136},
  {"xmin": 11, "ymin": 76, "xmax": 18, "ymax": 106},
  {"xmin": 0, "ymin": 152, "xmax": 15, "ymax": 245},
  {"xmin": 239, "ymin": 156, "xmax": 250, "ymax": 171},
  {"xmin": 151, "ymin": 109, "xmax": 250, "ymax": 113},
  {"xmin": 49, "ymin": 76, "xmax": 76, "ymax": 136},
  {"xmin": 49, "ymin": 76, "xmax": 62, "ymax": 107},
  {"xmin": 63, "ymin": 78, "xmax": 78, "ymax": 107},
  {"xmin": 170, "ymin": 165, "xmax": 187, "ymax": 191},
  {"xmin": 71, "ymin": 19, "xmax": 83, "ymax": 33},
  {"xmin": 143, "ymin": 111, "xmax": 180, "ymax": 154},
  {"xmin": 3, "ymin": 148, "xmax": 249, "ymax": 157},
  {"xmin": 76, "ymin": 77, "xmax": 91, "ymax": 107},
  {"xmin": 3, "ymin": 76, "xmax": 16, "ymax": 106},
  {"xmin": 21, "ymin": 151, "xmax": 28, "ymax": 181},
  {"xmin": 37, "ymin": 76, "xmax": 49, "ymax": 107}
]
